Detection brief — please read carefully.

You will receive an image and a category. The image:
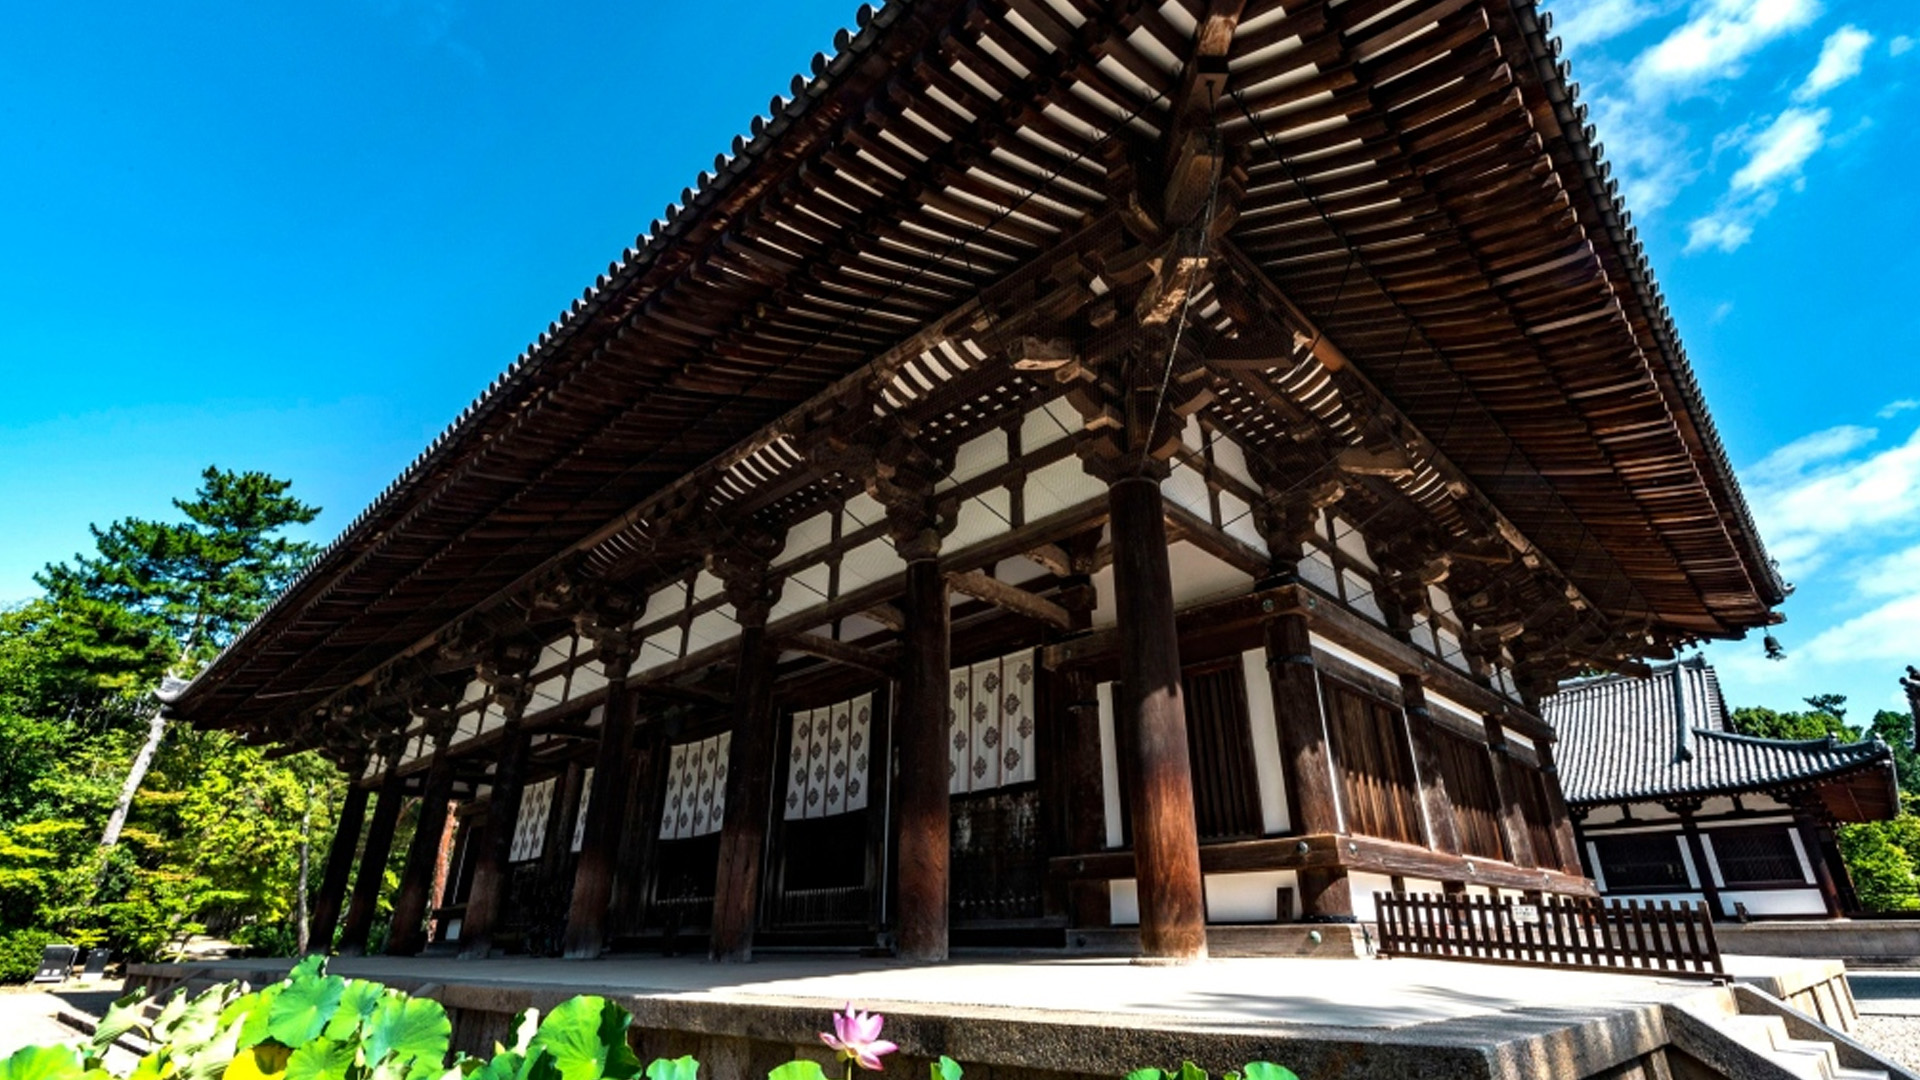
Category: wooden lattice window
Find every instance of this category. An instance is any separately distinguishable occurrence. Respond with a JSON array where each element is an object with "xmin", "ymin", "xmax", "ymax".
[
  {"xmin": 1434, "ymin": 728, "xmax": 1506, "ymax": 860},
  {"xmin": 1711, "ymin": 826, "xmax": 1807, "ymax": 886},
  {"xmin": 1516, "ymin": 764, "xmax": 1564, "ymax": 871},
  {"xmin": 1181, "ymin": 660, "xmax": 1265, "ymax": 841},
  {"xmin": 1323, "ymin": 679, "xmax": 1422, "ymax": 845},
  {"xmin": 1593, "ymin": 832, "xmax": 1690, "ymax": 891}
]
